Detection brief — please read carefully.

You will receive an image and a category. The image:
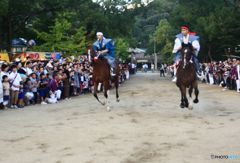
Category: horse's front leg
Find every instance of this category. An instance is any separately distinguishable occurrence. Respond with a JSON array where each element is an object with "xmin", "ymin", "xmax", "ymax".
[
  {"xmin": 103, "ymin": 81, "xmax": 111, "ymax": 111},
  {"xmin": 179, "ymin": 87, "xmax": 185, "ymax": 108},
  {"xmin": 193, "ymin": 88, "xmax": 199, "ymax": 104},
  {"xmin": 93, "ymin": 82, "xmax": 105, "ymax": 105},
  {"xmin": 181, "ymin": 86, "xmax": 188, "ymax": 108},
  {"xmin": 192, "ymin": 81, "xmax": 199, "ymax": 103}
]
